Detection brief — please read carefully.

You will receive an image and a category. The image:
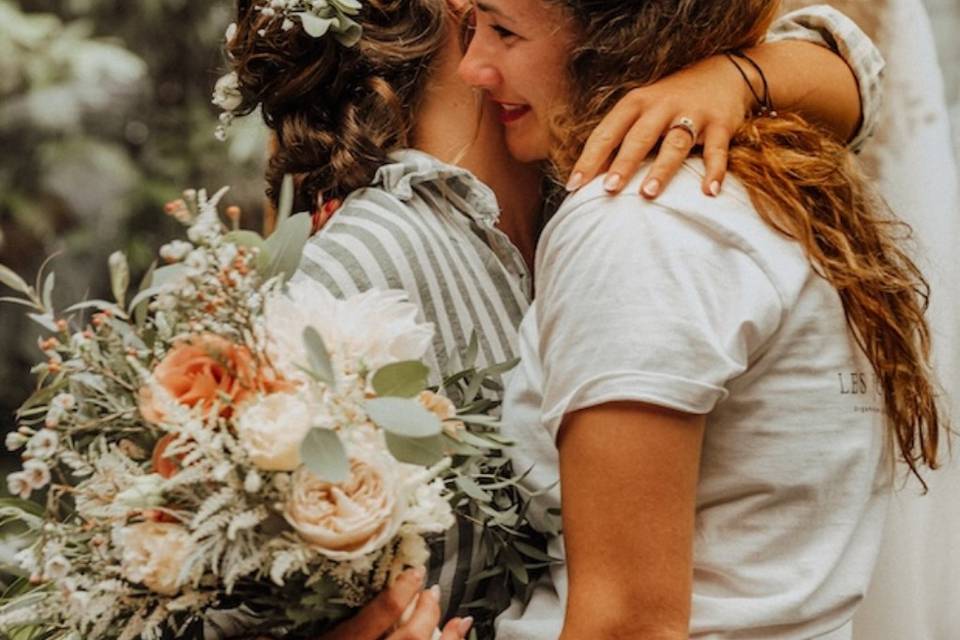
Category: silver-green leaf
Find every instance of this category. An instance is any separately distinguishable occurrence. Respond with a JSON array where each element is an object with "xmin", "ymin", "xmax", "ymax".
[
  {"xmin": 224, "ymin": 230, "xmax": 266, "ymax": 250},
  {"xmin": 41, "ymin": 272, "xmax": 55, "ymax": 312},
  {"xmin": 263, "ymin": 212, "xmax": 311, "ymax": 283},
  {"xmin": 108, "ymin": 251, "xmax": 130, "ymax": 308},
  {"xmin": 371, "ymin": 361, "xmax": 430, "ymax": 398},
  {"xmin": 299, "ymin": 13, "xmax": 336, "ymax": 39},
  {"xmin": 300, "ymin": 428, "xmax": 350, "ymax": 484},
  {"xmin": 384, "ymin": 432, "xmax": 445, "ymax": 467},
  {"xmin": 365, "ymin": 397, "xmax": 442, "ymax": 438},
  {"xmin": 0, "ymin": 264, "xmax": 31, "ymax": 296},
  {"xmin": 303, "ymin": 327, "xmax": 336, "ymax": 385}
]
